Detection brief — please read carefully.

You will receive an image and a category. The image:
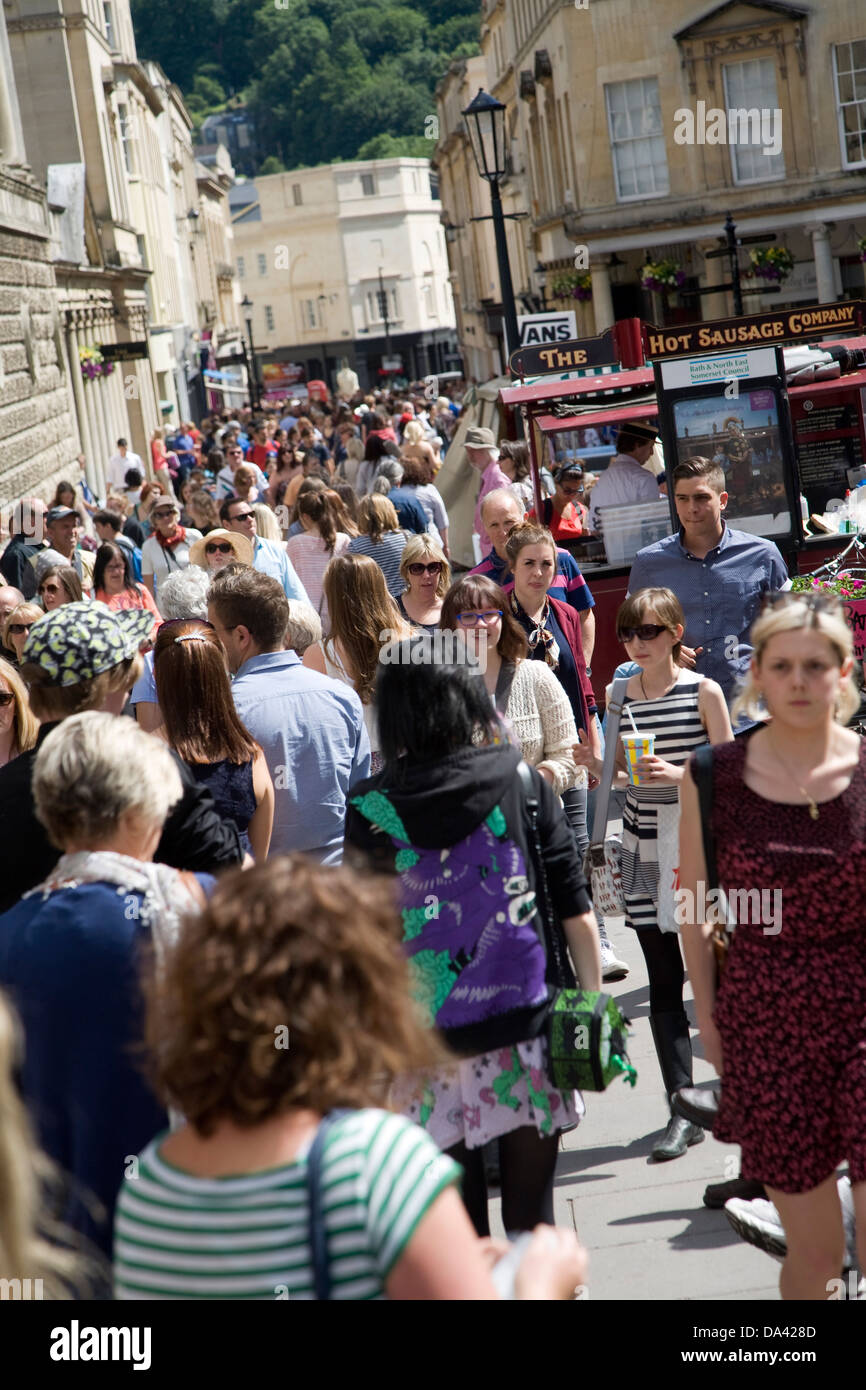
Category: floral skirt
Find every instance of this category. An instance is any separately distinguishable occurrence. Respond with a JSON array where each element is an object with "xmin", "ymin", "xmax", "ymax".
[{"xmin": 393, "ymin": 1037, "xmax": 583, "ymax": 1151}]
